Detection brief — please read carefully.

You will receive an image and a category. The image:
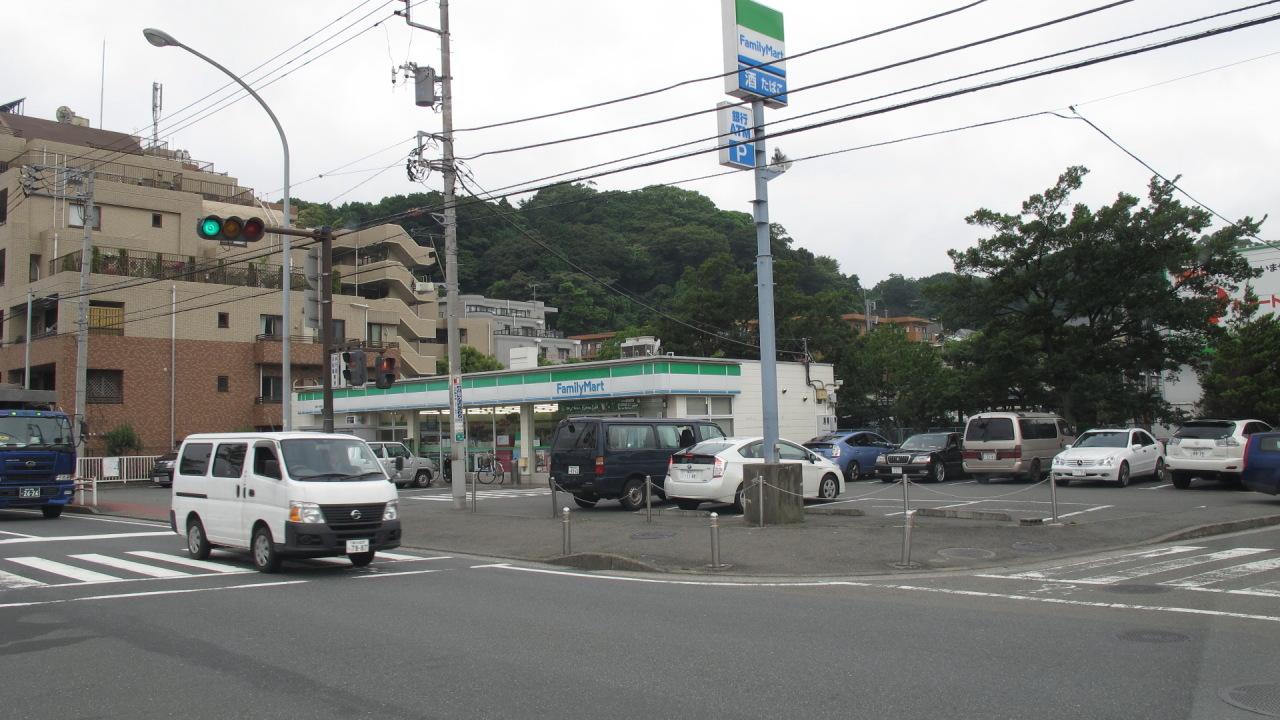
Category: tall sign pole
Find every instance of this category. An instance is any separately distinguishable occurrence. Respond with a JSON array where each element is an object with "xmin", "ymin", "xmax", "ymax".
[
  {"xmin": 720, "ymin": 0, "xmax": 788, "ymax": 462},
  {"xmin": 396, "ymin": 0, "xmax": 466, "ymax": 509},
  {"xmin": 73, "ymin": 170, "xmax": 95, "ymax": 457}
]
